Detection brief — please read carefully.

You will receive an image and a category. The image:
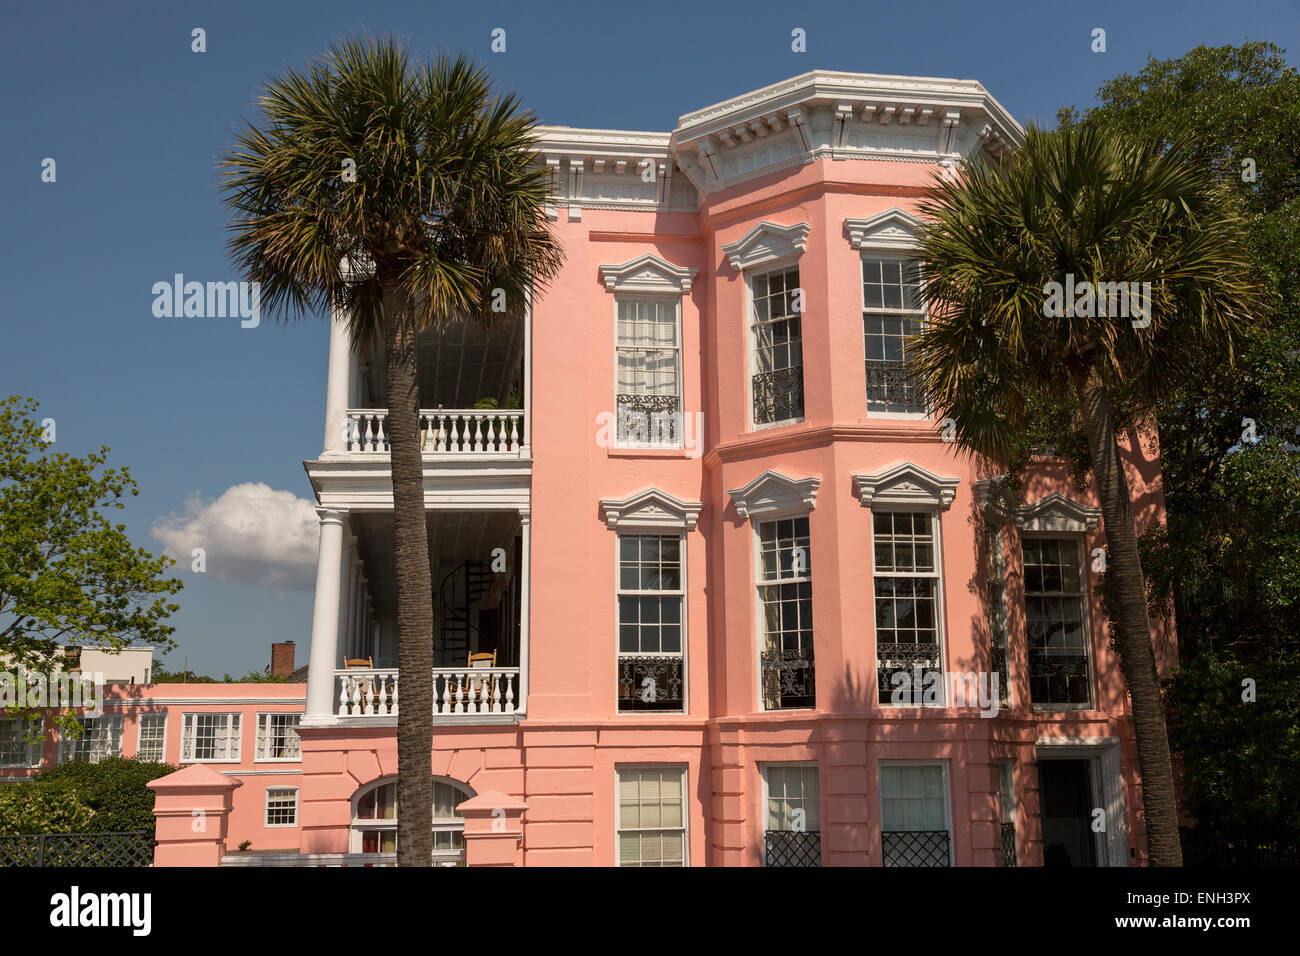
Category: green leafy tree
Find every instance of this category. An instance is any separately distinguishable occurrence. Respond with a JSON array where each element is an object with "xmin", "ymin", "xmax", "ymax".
[
  {"xmin": 219, "ymin": 36, "xmax": 562, "ymax": 865},
  {"xmin": 35, "ymin": 756, "xmax": 176, "ymax": 832},
  {"xmin": 912, "ymin": 124, "xmax": 1263, "ymax": 865},
  {"xmin": 0, "ymin": 396, "xmax": 182, "ymax": 729}
]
